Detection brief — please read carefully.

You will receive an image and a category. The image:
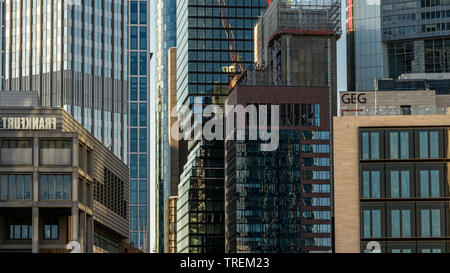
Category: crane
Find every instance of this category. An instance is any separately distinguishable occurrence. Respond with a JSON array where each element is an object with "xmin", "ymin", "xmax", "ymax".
[
  {"xmin": 217, "ymin": 0, "xmax": 274, "ymax": 81},
  {"xmin": 217, "ymin": 0, "xmax": 243, "ymax": 79}
]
